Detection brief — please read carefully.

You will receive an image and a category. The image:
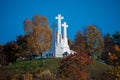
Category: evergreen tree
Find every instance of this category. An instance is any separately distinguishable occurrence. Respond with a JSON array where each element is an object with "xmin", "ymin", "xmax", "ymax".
[{"xmin": 73, "ymin": 30, "xmax": 86, "ymax": 53}]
